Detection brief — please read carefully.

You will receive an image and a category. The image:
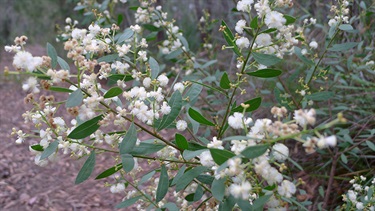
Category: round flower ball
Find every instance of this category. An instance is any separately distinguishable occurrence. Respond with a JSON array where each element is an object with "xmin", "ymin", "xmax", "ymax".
[
  {"xmin": 176, "ymin": 120, "xmax": 187, "ymax": 131},
  {"xmin": 272, "ymin": 143, "xmax": 289, "ymax": 162}
]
